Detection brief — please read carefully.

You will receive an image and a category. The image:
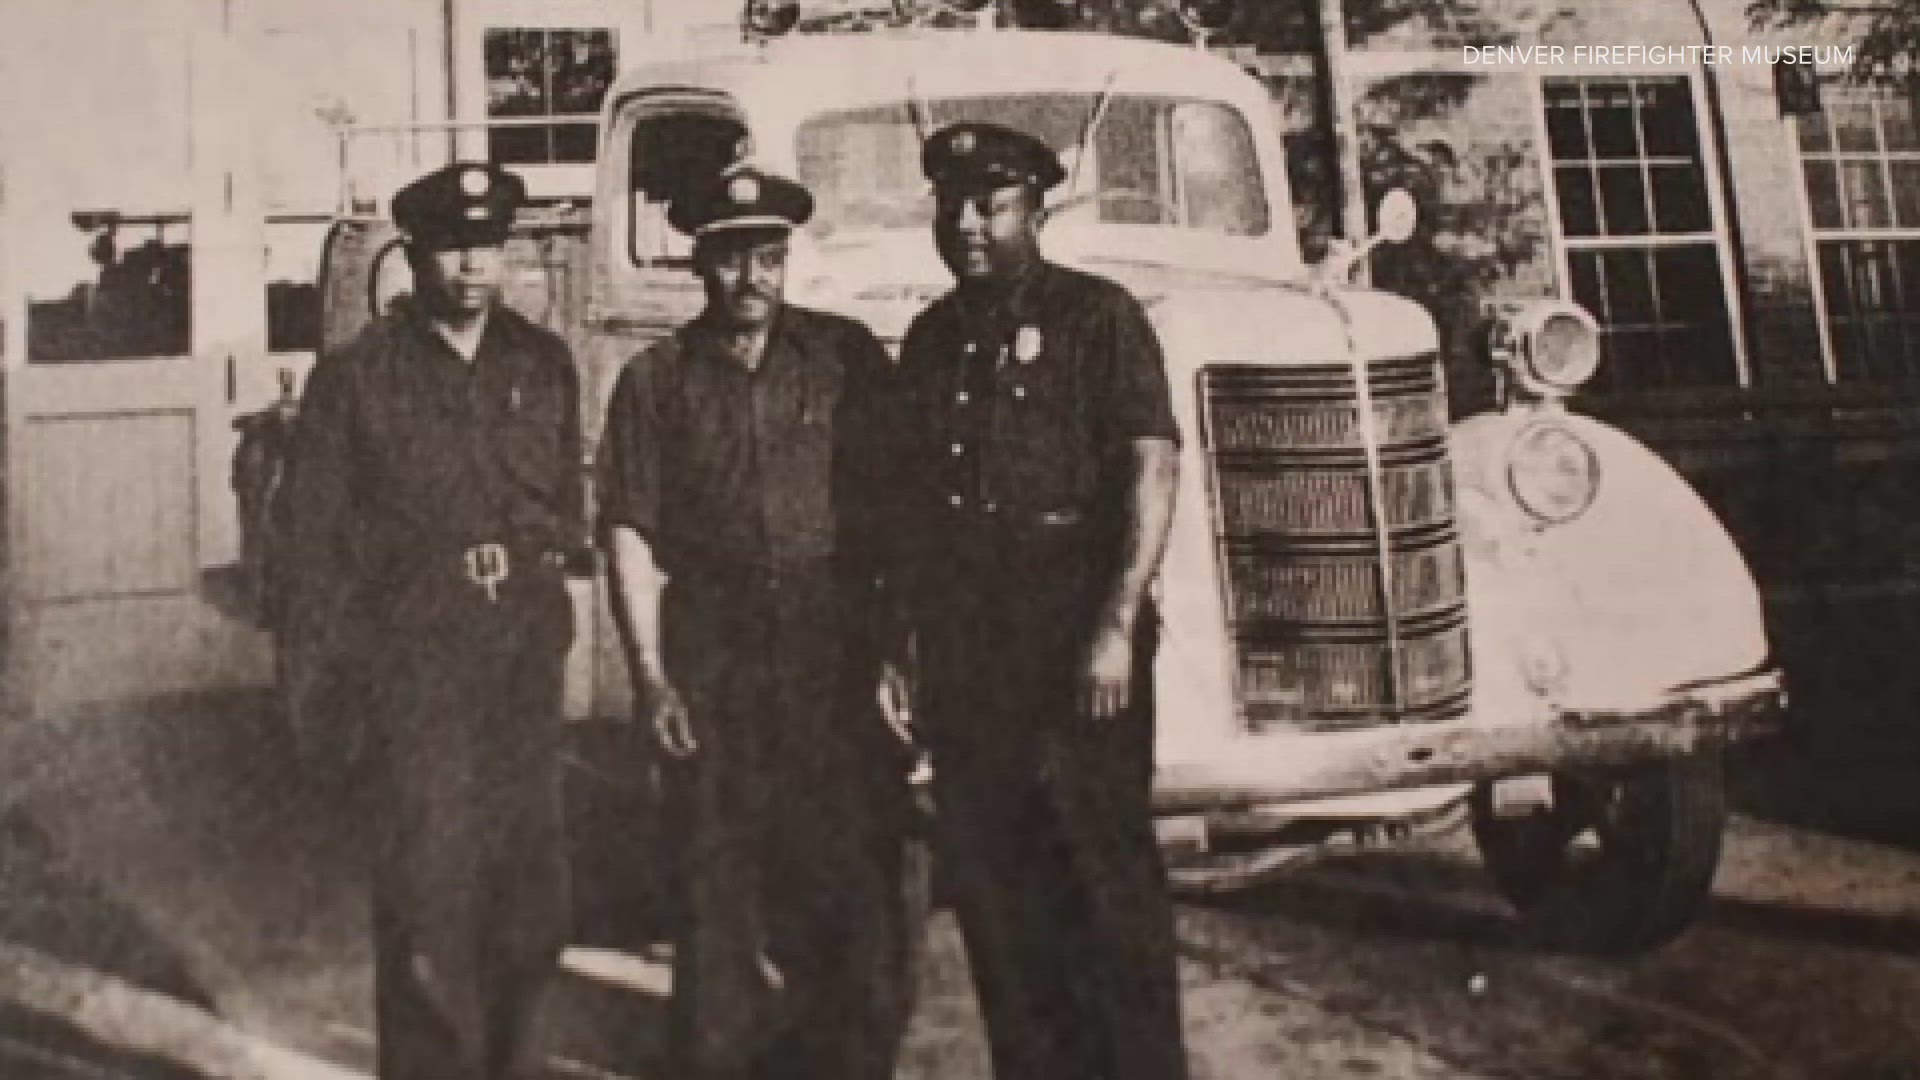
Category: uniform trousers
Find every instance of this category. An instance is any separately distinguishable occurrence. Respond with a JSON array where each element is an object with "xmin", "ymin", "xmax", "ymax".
[
  {"xmin": 660, "ymin": 563, "xmax": 911, "ymax": 1080},
  {"xmin": 363, "ymin": 570, "xmax": 573, "ymax": 1080},
  {"xmin": 913, "ymin": 523, "xmax": 1189, "ymax": 1080}
]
